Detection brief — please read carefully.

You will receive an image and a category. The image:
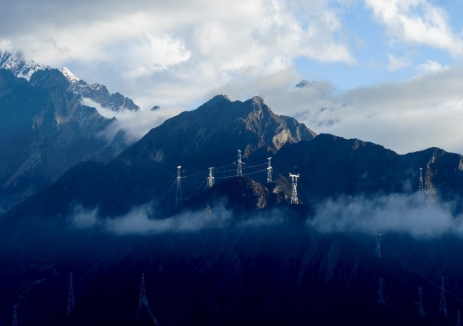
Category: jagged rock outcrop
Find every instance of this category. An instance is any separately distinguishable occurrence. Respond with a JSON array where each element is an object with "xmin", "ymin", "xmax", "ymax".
[
  {"xmin": 0, "ymin": 69, "xmax": 129, "ymax": 213},
  {"xmin": 0, "ymin": 49, "xmax": 139, "ymax": 112},
  {"xmin": 273, "ymin": 134, "xmax": 463, "ymax": 212},
  {"xmin": 5, "ymin": 95, "xmax": 316, "ymax": 218},
  {"xmin": 0, "ymin": 50, "xmax": 48, "ymax": 80}
]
